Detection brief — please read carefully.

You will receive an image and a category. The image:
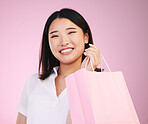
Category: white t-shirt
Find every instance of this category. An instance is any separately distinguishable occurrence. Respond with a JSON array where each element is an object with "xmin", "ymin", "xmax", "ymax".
[{"xmin": 17, "ymin": 66, "xmax": 69, "ymax": 124}]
